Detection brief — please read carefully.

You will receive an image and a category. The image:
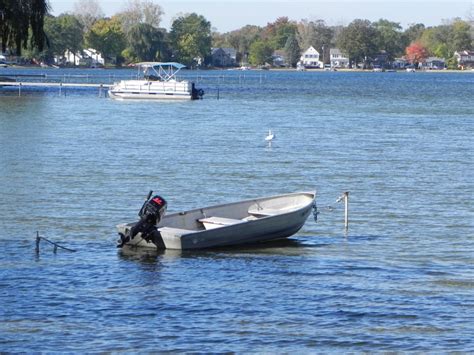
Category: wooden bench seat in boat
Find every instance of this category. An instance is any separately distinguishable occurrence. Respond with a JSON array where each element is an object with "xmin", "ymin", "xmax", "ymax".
[
  {"xmin": 247, "ymin": 208, "xmax": 282, "ymax": 217},
  {"xmin": 198, "ymin": 216, "xmax": 244, "ymax": 230},
  {"xmin": 157, "ymin": 226, "xmax": 195, "ymax": 236}
]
